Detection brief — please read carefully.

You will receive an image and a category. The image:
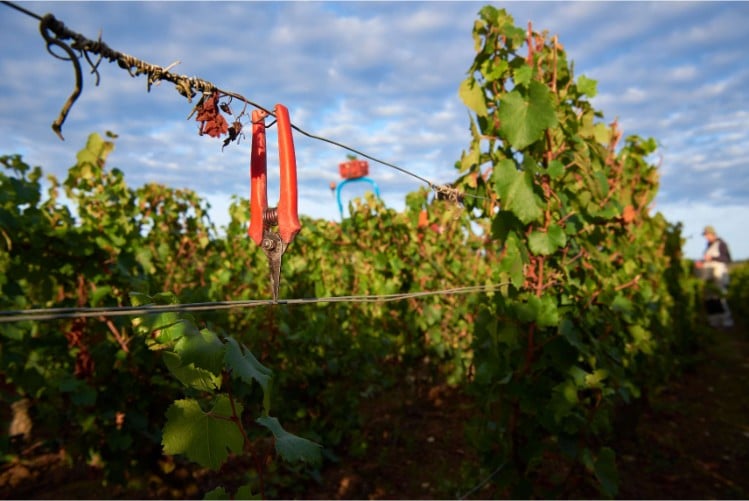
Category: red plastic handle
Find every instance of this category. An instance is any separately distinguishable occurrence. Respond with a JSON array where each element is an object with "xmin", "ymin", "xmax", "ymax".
[
  {"xmin": 275, "ymin": 104, "xmax": 301, "ymax": 244},
  {"xmin": 248, "ymin": 109, "xmax": 268, "ymax": 246}
]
